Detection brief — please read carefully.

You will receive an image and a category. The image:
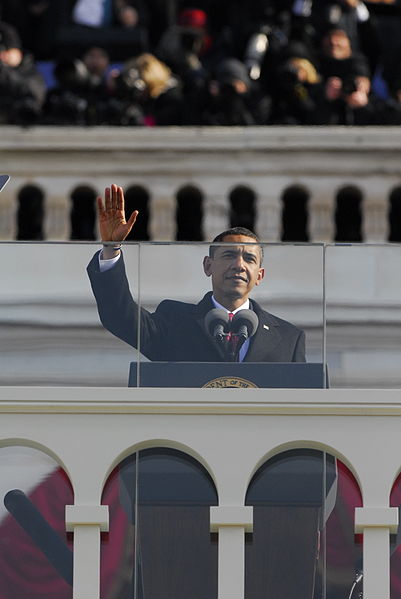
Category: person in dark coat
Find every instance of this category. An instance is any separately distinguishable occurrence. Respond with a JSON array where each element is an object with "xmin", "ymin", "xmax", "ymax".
[
  {"xmin": 200, "ymin": 57, "xmax": 271, "ymax": 125},
  {"xmin": 316, "ymin": 26, "xmax": 377, "ymax": 124},
  {"xmin": 0, "ymin": 21, "xmax": 45, "ymax": 124},
  {"xmin": 87, "ymin": 184, "xmax": 306, "ymax": 363}
]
